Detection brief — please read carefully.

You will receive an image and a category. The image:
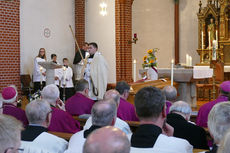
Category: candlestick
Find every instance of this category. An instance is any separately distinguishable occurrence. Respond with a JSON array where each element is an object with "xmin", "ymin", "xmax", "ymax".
[
  {"xmin": 63, "ymin": 66, "xmax": 67, "ymax": 85},
  {"xmin": 133, "ymin": 59, "xmax": 137, "ymax": 82},
  {"xmin": 189, "ymin": 56, "xmax": 192, "ymax": 66},
  {"xmin": 209, "ymin": 31, "xmax": 211, "ymax": 49},
  {"xmin": 201, "ymin": 31, "xmax": 204, "ymax": 49},
  {"xmin": 40, "ymin": 67, "xmax": 43, "ymax": 86},
  {"xmin": 212, "ymin": 40, "xmax": 217, "ymax": 60},
  {"xmin": 171, "ymin": 59, "xmax": 174, "ymax": 86},
  {"xmin": 186, "ymin": 54, "xmax": 189, "ymax": 66}
]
